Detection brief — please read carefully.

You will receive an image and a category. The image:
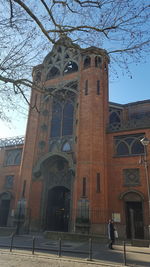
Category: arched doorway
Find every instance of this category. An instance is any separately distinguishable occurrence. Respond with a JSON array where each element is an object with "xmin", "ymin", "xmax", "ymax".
[
  {"xmin": 45, "ymin": 186, "xmax": 70, "ymax": 231},
  {"xmin": 123, "ymin": 192, "xmax": 144, "ymax": 239},
  {"xmin": 0, "ymin": 192, "xmax": 11, "ymax": 226}
]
